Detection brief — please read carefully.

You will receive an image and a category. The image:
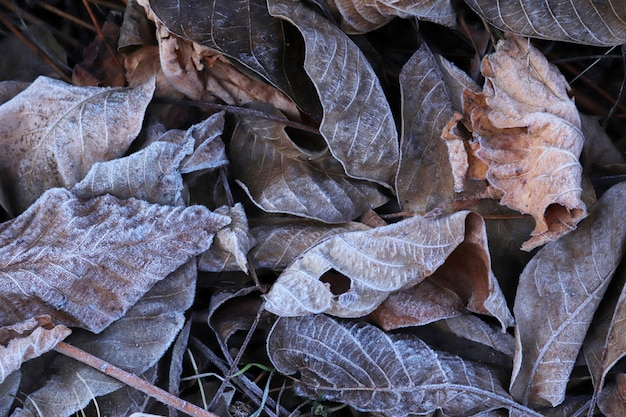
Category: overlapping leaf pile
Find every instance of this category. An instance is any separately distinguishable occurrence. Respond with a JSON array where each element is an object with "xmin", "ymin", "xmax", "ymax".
[{"xmin": 0, "ymin": 0, "xmax": 625, "ymax": 416}]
